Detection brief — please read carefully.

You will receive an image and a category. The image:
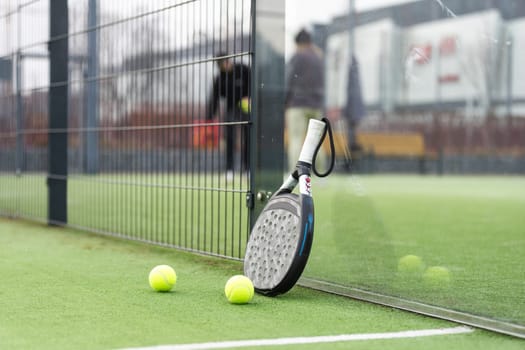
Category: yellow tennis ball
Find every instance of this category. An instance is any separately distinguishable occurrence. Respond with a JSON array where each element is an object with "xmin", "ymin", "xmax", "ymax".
[
  {"xmin": 397, "ymin": 254, "xmax": 425, "ymax": 276},
  {"xmin": 239, "ymin": 97, "xmax": 251, "ymax": 113},
  {"xmin": 224, "ymin": 275, "xmax": 254, "ymax": 304},
  {"xmin": 423, "ymin": 266, "xmax": 451, "ymax": 290},
  {"xmin": 148, "ymin": 265, "xmax": 177, "ymax": 292}
]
